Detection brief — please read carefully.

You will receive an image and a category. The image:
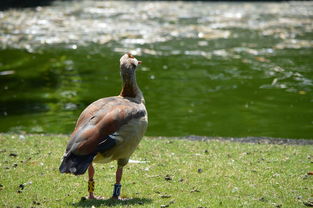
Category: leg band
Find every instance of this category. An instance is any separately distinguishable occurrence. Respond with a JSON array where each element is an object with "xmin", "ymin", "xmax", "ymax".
[
  {"xmin": 112, "ymin": 184, "xmax": 122, "ymax": 197},
  {"xmin": 88, "ymin": 179, "xmax": 95, "ymax": 193}
]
